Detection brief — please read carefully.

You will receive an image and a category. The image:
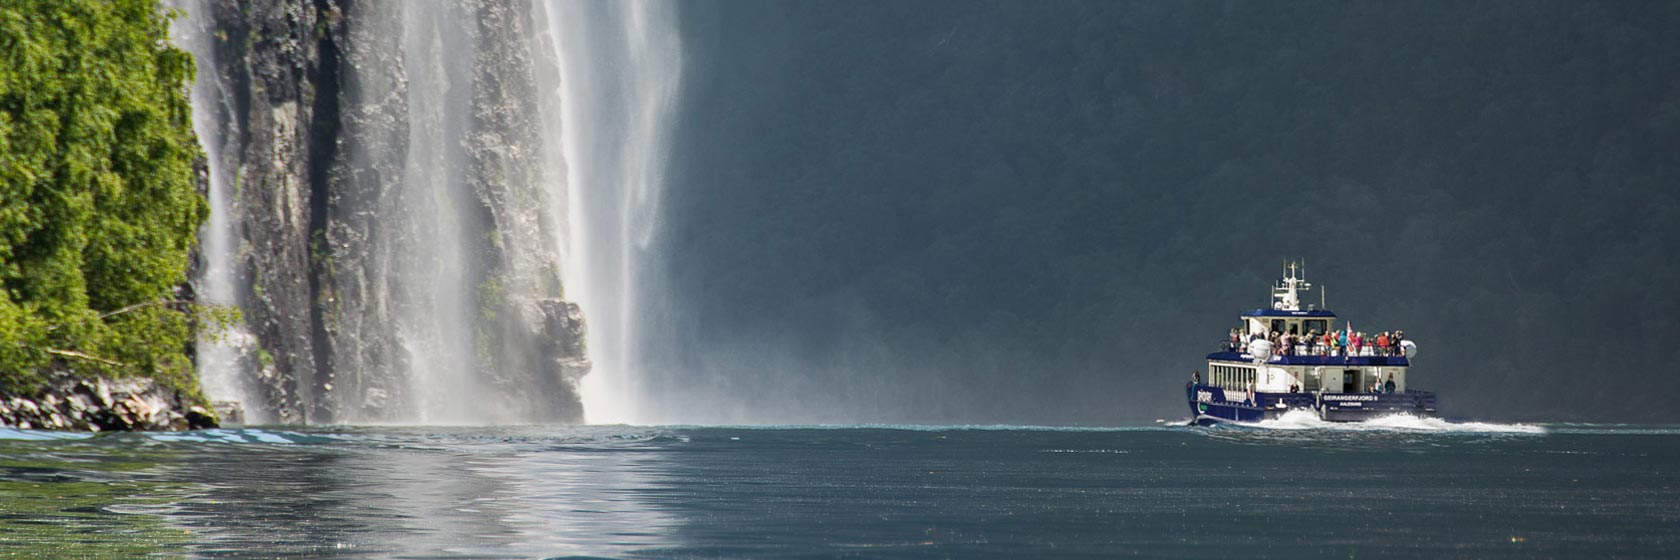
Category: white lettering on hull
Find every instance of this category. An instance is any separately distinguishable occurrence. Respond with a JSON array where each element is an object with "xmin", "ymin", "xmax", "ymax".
[{"xmin": 1322, "ymin": 394, "xmax": 1379, "ymax": 402}]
